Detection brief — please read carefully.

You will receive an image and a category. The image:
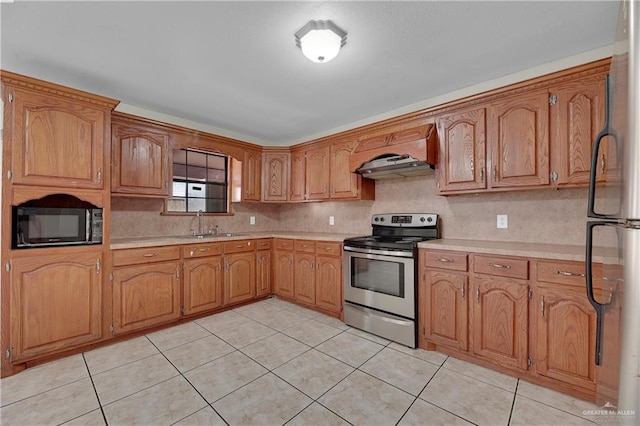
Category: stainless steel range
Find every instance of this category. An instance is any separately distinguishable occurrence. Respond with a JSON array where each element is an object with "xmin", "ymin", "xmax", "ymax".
[{"xmin": 343, "ymin": 213, "xmax": 440, "ymax": 347}]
